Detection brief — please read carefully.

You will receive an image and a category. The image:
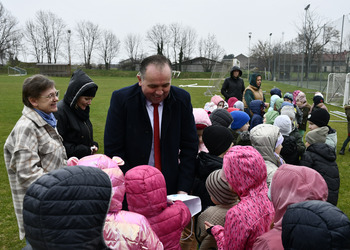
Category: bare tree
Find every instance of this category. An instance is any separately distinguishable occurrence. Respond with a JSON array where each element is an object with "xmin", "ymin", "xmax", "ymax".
[
  {"xmin": 24, "ymin": 10, "xmax": 66, "ymax": 63},
  {"xmin": 198, "ymin": 33, "xmax": 225, "ymax": 72},
  {"xmin": 297, "ymin": 9, "xmax": 339, "ymax": 78},
  {"xmin": 168, "ymin": 23, "xmax": 197, "ymax": 70},
  {"xmin": 25, "ymin": 20, "xmax": 45, "ymax": 63},
  {"xmin": 146, "ymin": 24, "xmax": 169, "ymax": 55},
  {"xmin": 251, "ymin": 40, "xmax": 271, "ymax": 72},
  {"xmin": 124, "ymin": 33, "xmax": 142, "ymax": 70},
  {"xmin": 169, "ymin": 23, "xmax": 182, "ymax": 66},
  {"xmin": 0, "ymin": 2, "xmax": 21, "ymax": 64},
  {"xmin": 49, "ymin": 13, "xmax": 66, "ymax": 63},
  {"xmin": 181, "ymin": 27, "xmax": 197, "ymax": 60},
  {"xmin": 76, "ymin": 21, "xmax": 100, "ymax": 69},
  {"xmin": 99, "ymin": 30, "xmax": 120, "ymax": 70}
]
